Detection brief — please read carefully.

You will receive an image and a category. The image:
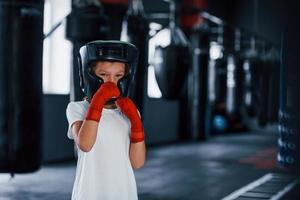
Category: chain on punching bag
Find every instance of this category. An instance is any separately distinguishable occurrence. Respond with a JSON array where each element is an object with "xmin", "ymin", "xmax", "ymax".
[
  {"xmin": 0, "ymin": 0, "xmax": 44, "ymax": 174},
  {"xmin": 120, "ymin": 0, "xmax": 149, "ymax": 113},
  {"xmin": 152, "ymin": 0, "xmax": 190, "ymax": 99}
]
